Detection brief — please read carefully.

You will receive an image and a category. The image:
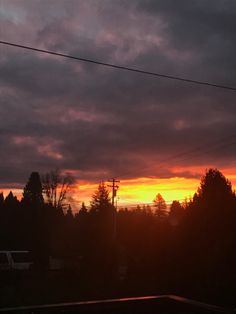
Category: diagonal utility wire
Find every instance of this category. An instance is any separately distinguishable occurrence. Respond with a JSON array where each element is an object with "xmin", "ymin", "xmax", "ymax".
[
  {"xmin": 117, "ymin": 134, "xmax": 236, "ymax": 178},
  {"xmin": 1, "ymin": 40, "xmax": 236, "ymax": 91}
]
